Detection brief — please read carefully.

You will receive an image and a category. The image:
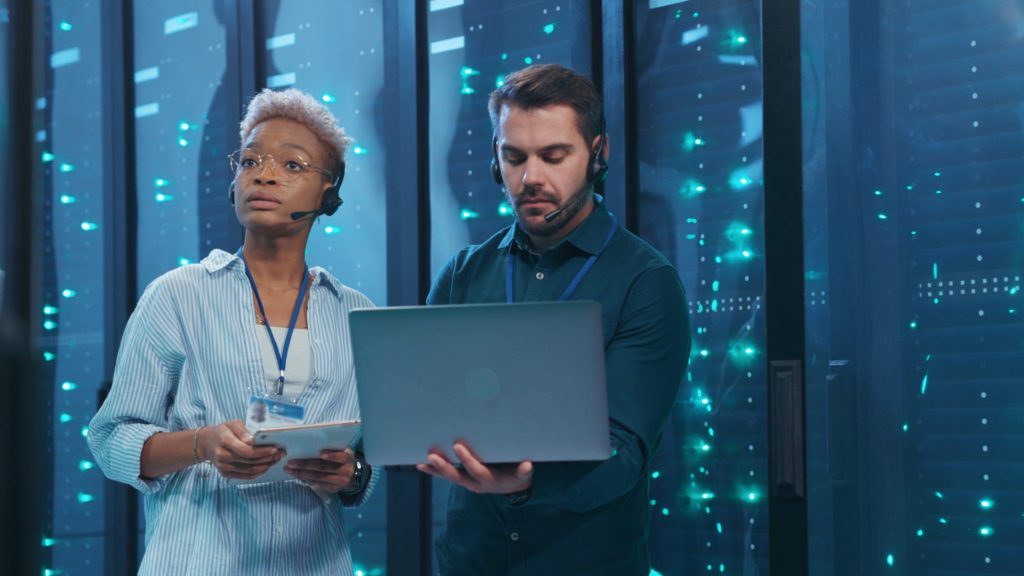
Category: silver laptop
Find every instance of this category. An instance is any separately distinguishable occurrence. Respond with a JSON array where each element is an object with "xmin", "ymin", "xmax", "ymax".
[{"xmin": 350, "ymin": 301, "xmax": 610, "ymax": 466}]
